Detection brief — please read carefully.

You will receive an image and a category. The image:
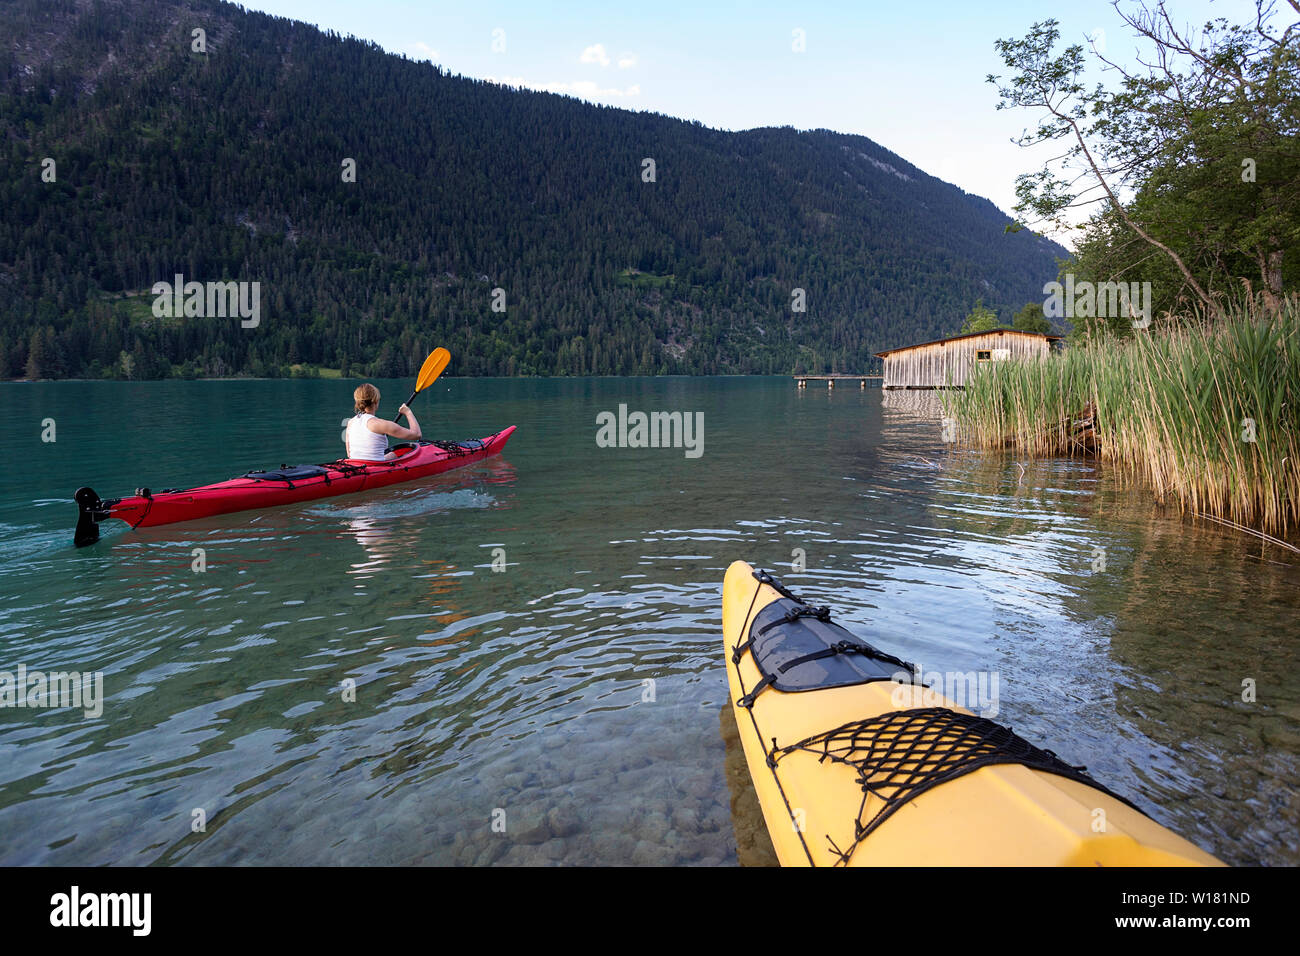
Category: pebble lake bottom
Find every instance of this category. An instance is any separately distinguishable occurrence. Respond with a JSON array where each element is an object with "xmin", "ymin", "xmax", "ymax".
[{"xmin": 0, "ymin": 376, "xmax": 1295, "ymax": 865}]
